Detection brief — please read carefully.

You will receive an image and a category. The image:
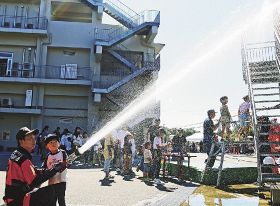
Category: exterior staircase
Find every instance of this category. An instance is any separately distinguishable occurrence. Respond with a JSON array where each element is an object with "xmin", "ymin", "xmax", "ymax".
[
  {"xmin": 107, "ymin": 50, "xmax": 138, "ymax": 72},
  {"xmin": 95, "ymin": 10, "xmax": 160, "ymax": 47},
  {"xmin": 242, "ymin": 38, "xmax": 280, "ymax": 184},
  {"xmin": 93, "ymin": 54, "xmax": 160, "ymax": 93},
  {"xmin": 80, "ymin": 0, "xmax": 160, "ymax": 94},
  {"xmin": 103, "ymin": 0, "xmax": 139, "ymax": 28},
  {"xmin": 81, "ymin": 0, "xmax": 160, "ymax": 46}
]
